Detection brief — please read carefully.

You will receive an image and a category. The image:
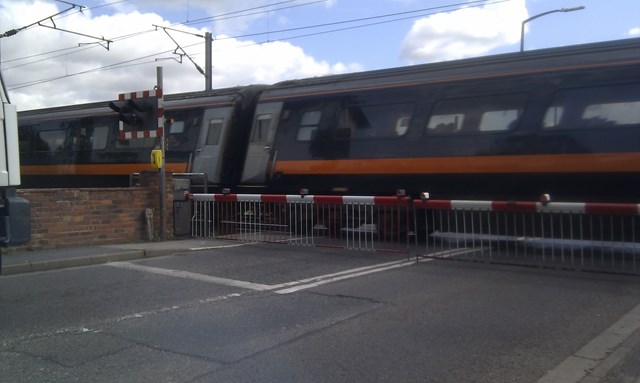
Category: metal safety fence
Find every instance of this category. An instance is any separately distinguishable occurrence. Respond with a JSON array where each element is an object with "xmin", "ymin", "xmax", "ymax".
[
  {"xmin": 190, "ymin": 193, "xmax": 410, "ymax": 254},
  {"xmin": 413, "ymin": 199, "xmax": 640, "ymax": 275},
  {"xmin": 189, "ymin": 193, "xmax": 640, "ymax": 275}
]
